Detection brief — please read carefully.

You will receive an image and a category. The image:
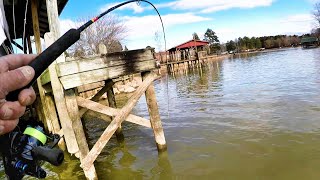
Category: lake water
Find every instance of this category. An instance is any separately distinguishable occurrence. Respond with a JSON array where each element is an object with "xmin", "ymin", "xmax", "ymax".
[{"xmin": 2, "ymin": 48, "xmax": 320, "ymax": 179}]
